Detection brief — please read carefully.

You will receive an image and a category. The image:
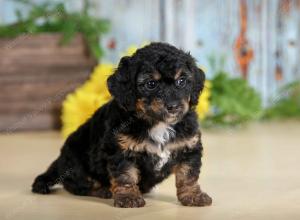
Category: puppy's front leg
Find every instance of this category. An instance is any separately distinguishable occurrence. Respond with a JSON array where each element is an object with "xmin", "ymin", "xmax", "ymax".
[
  {"xmin": 109, "ymin": 162, "xmax": 145, "ymax": 208},
  {"xmin": 175, "ymin": 158, "xmax": 212, "ymax": 206}
]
